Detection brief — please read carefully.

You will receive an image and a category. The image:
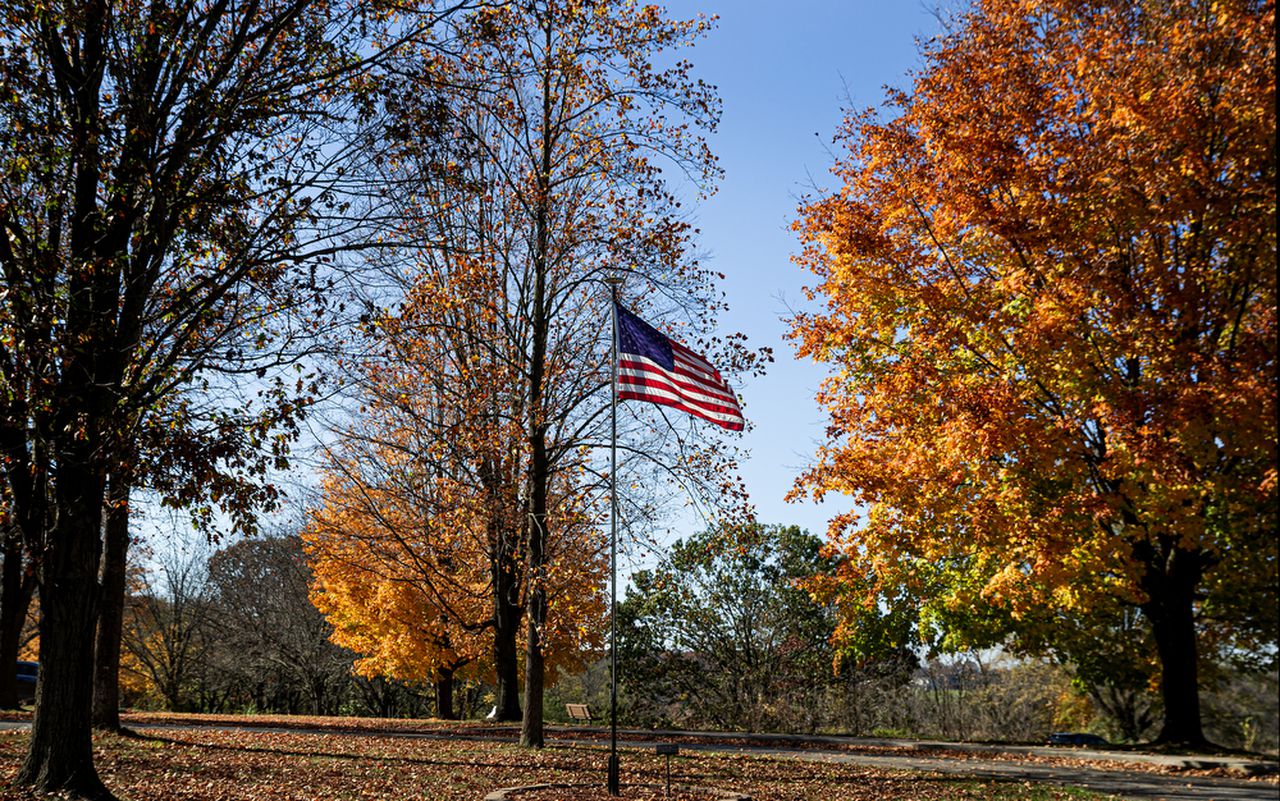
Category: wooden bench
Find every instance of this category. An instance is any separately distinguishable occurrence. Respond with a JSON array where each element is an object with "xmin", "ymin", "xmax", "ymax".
[{"xmin": 565, "ymin": 703, "xmax": 593, "ymax": 723}]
